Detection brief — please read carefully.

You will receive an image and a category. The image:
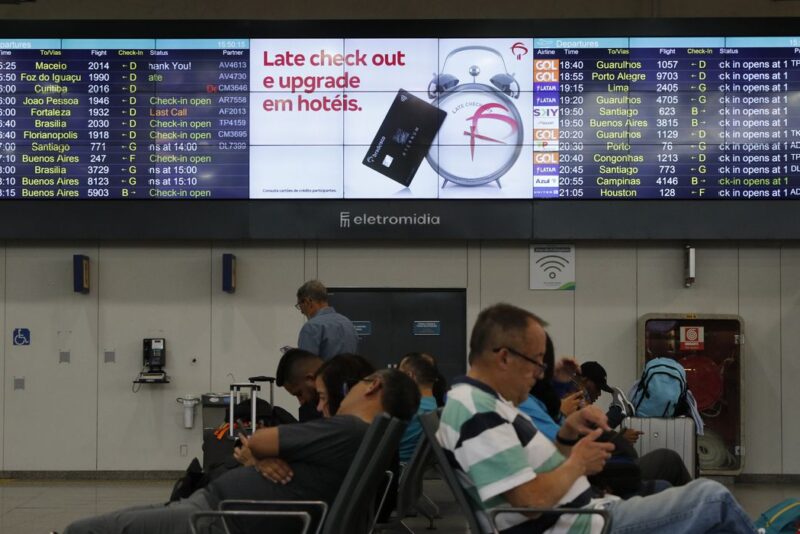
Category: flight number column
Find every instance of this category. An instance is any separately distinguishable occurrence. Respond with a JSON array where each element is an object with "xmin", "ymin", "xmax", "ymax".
[
  {"xmin": 61, "ymin": 39, "xmax": 156, "ymax": 198},
  {"xmin": 629, "ymin": 38, "xmax": 725, "ymax": 198}
]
